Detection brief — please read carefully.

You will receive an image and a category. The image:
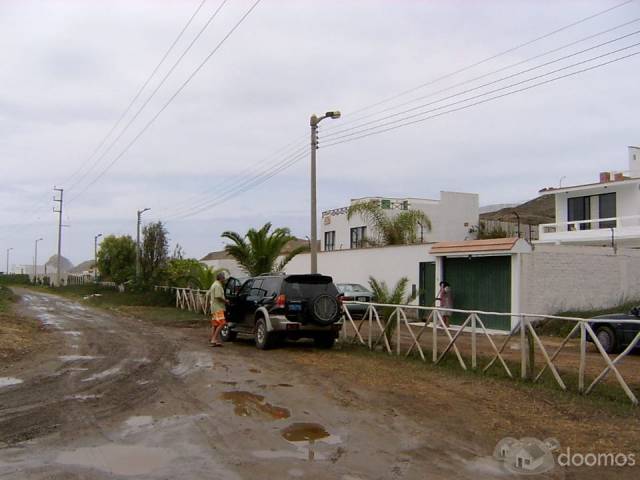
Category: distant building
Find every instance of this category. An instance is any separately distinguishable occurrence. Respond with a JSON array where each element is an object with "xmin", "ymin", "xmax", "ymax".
[
  {"xmin": 320, "ymin": 191, "xmax": 479, "ymax": 251},
  {"xmin": 537, "ymin": 146, "xmax": 640, "ymax": 247}
]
